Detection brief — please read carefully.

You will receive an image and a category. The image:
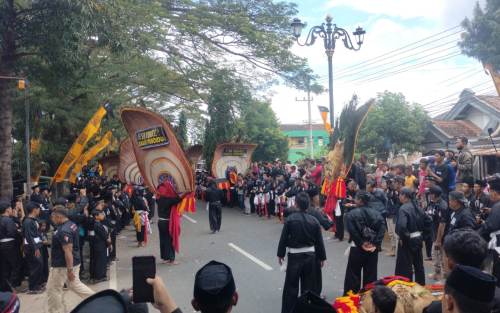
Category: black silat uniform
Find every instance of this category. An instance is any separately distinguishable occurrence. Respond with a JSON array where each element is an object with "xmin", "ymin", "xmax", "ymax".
[
  {"xmin": 395, "ymin": 202, "xmax": 427, "ymax": 285},
  {"xmin": 0, "ymin": 216, "xmax": 21, "ymax": 290},
  {"xmin": 433, "ymin": 163, "xmax": 450, "ymax": 197},
  {"xmin": 277, "ymin": 211, "xmax": 326, "ymax": 313},
  {"xmin": 344, "ymin": 205, "xmax": 385, "ymax": 295},
  {"xmin": 51, "ymin": 220, "xmax": 80, "ymax": 268},
  {"xmin": 157, "ymin": 195, "xmax": 180, "ymax": 262},
  {"xmin": 446, "ymin": 207, "xmax": 475, "ymax": 235},
  {"xmin": 91, "ymin": 221, "xmax": 109, "ymax": 280},
  {"xmin": 206, "ymin": 186, "xmax": 224, "ymax": 232},
  {"xmin": 23, "ymin": 217, "xmax": 43, "ymax": 291},
  {"xmin": 479, "ymin": 201, "xmax": 500, "ymax": 286}
]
